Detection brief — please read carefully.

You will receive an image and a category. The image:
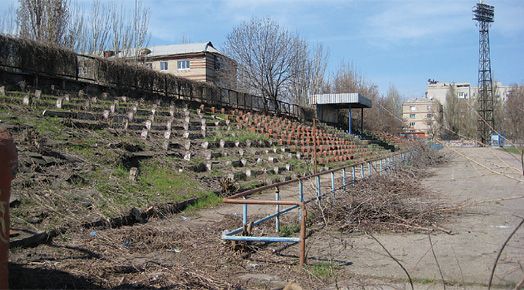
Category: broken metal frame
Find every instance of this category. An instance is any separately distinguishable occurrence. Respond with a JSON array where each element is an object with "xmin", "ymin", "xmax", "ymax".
[{"xmin": 222, "ymin": 151, "xmax": 414, "ymax": 266}]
